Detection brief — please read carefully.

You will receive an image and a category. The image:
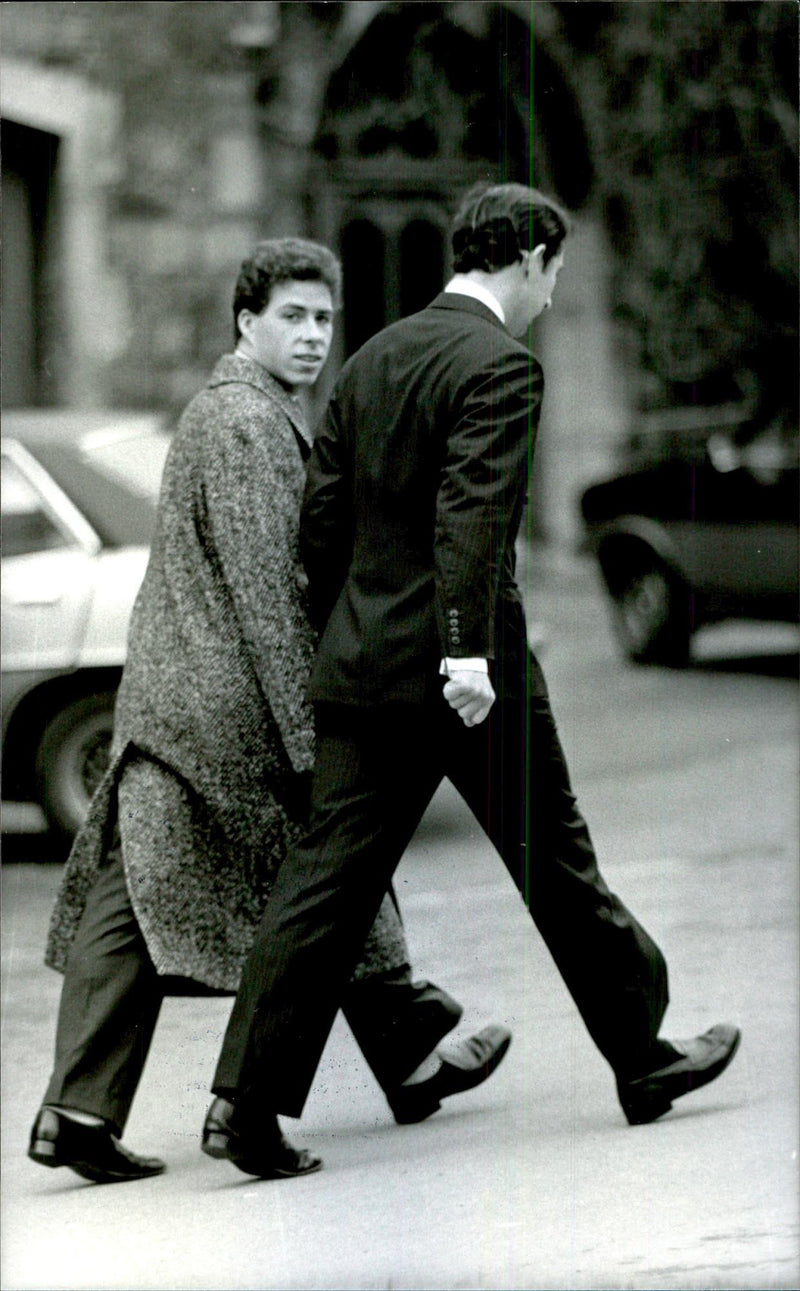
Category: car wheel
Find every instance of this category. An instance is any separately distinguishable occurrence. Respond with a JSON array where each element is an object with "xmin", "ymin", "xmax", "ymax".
[
  {"xmin": 609, "ymin": 559, "xmax": 691, "ymax": 666},
  {"xmin": 34, "ymin": 692, "xmax": 116, "ymax": 838}
]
